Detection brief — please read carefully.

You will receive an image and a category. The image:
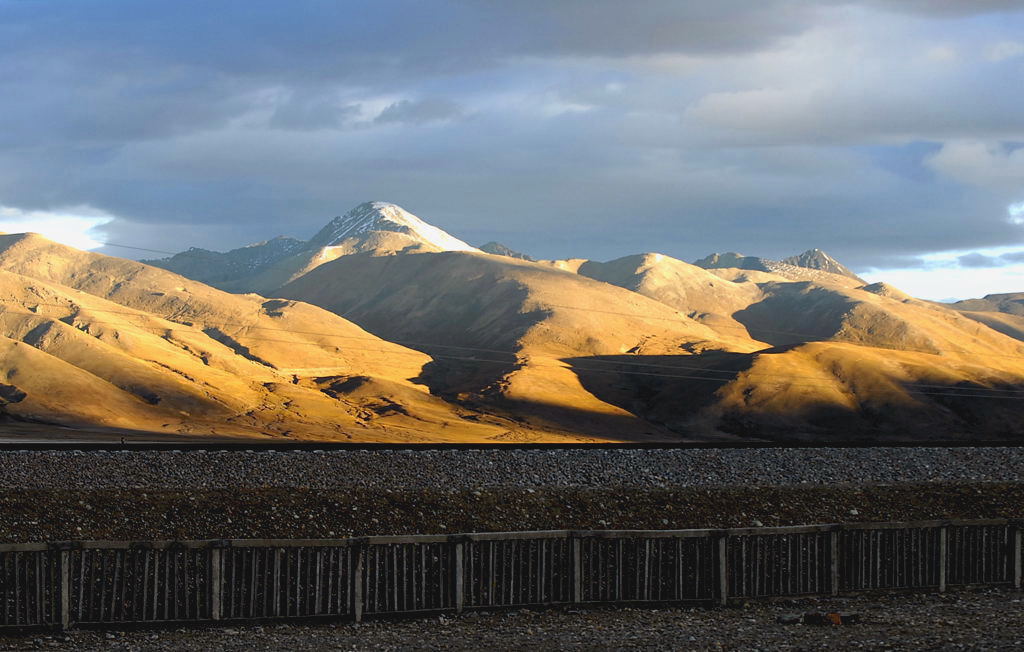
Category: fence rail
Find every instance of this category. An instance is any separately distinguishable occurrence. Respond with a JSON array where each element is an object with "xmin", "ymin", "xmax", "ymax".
[{"xmin": 1, "ymin": 519, "xmax": 1021, "ymax": 630}]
